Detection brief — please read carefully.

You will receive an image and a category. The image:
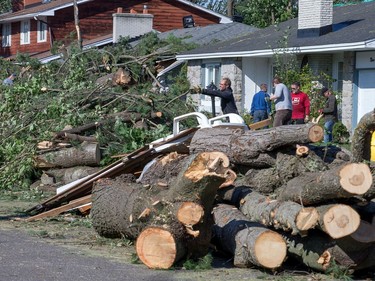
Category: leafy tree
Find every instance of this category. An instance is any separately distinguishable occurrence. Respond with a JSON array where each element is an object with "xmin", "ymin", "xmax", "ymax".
[{"xmin": 0, "ymin": 0, "xmax": 11, "ymax": 13}]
